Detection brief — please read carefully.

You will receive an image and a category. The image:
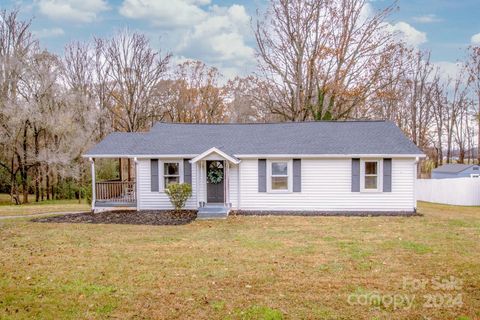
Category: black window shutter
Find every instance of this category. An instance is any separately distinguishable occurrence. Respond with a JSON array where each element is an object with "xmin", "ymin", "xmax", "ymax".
[
  {"xmin": 293, "ymin": 159, "xmax": 301, "ymax": 192},
  {"xmin": 383, "ymin": 158, "xmax": 392, "ymax": 192},
  {"xmin": 351, "ymin": 158, "xmax": 360, "ymax": 192},
  {"xmin": 258, "ymin": 159, "xmax": 266, "ymax": 192},
  {"xmin": 151, "ymin": 159, "xmax": 159, "ymax": 192},
  {"xmin": 184, "ymin": 159, "xmax": 192, "ymax": 185}
]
